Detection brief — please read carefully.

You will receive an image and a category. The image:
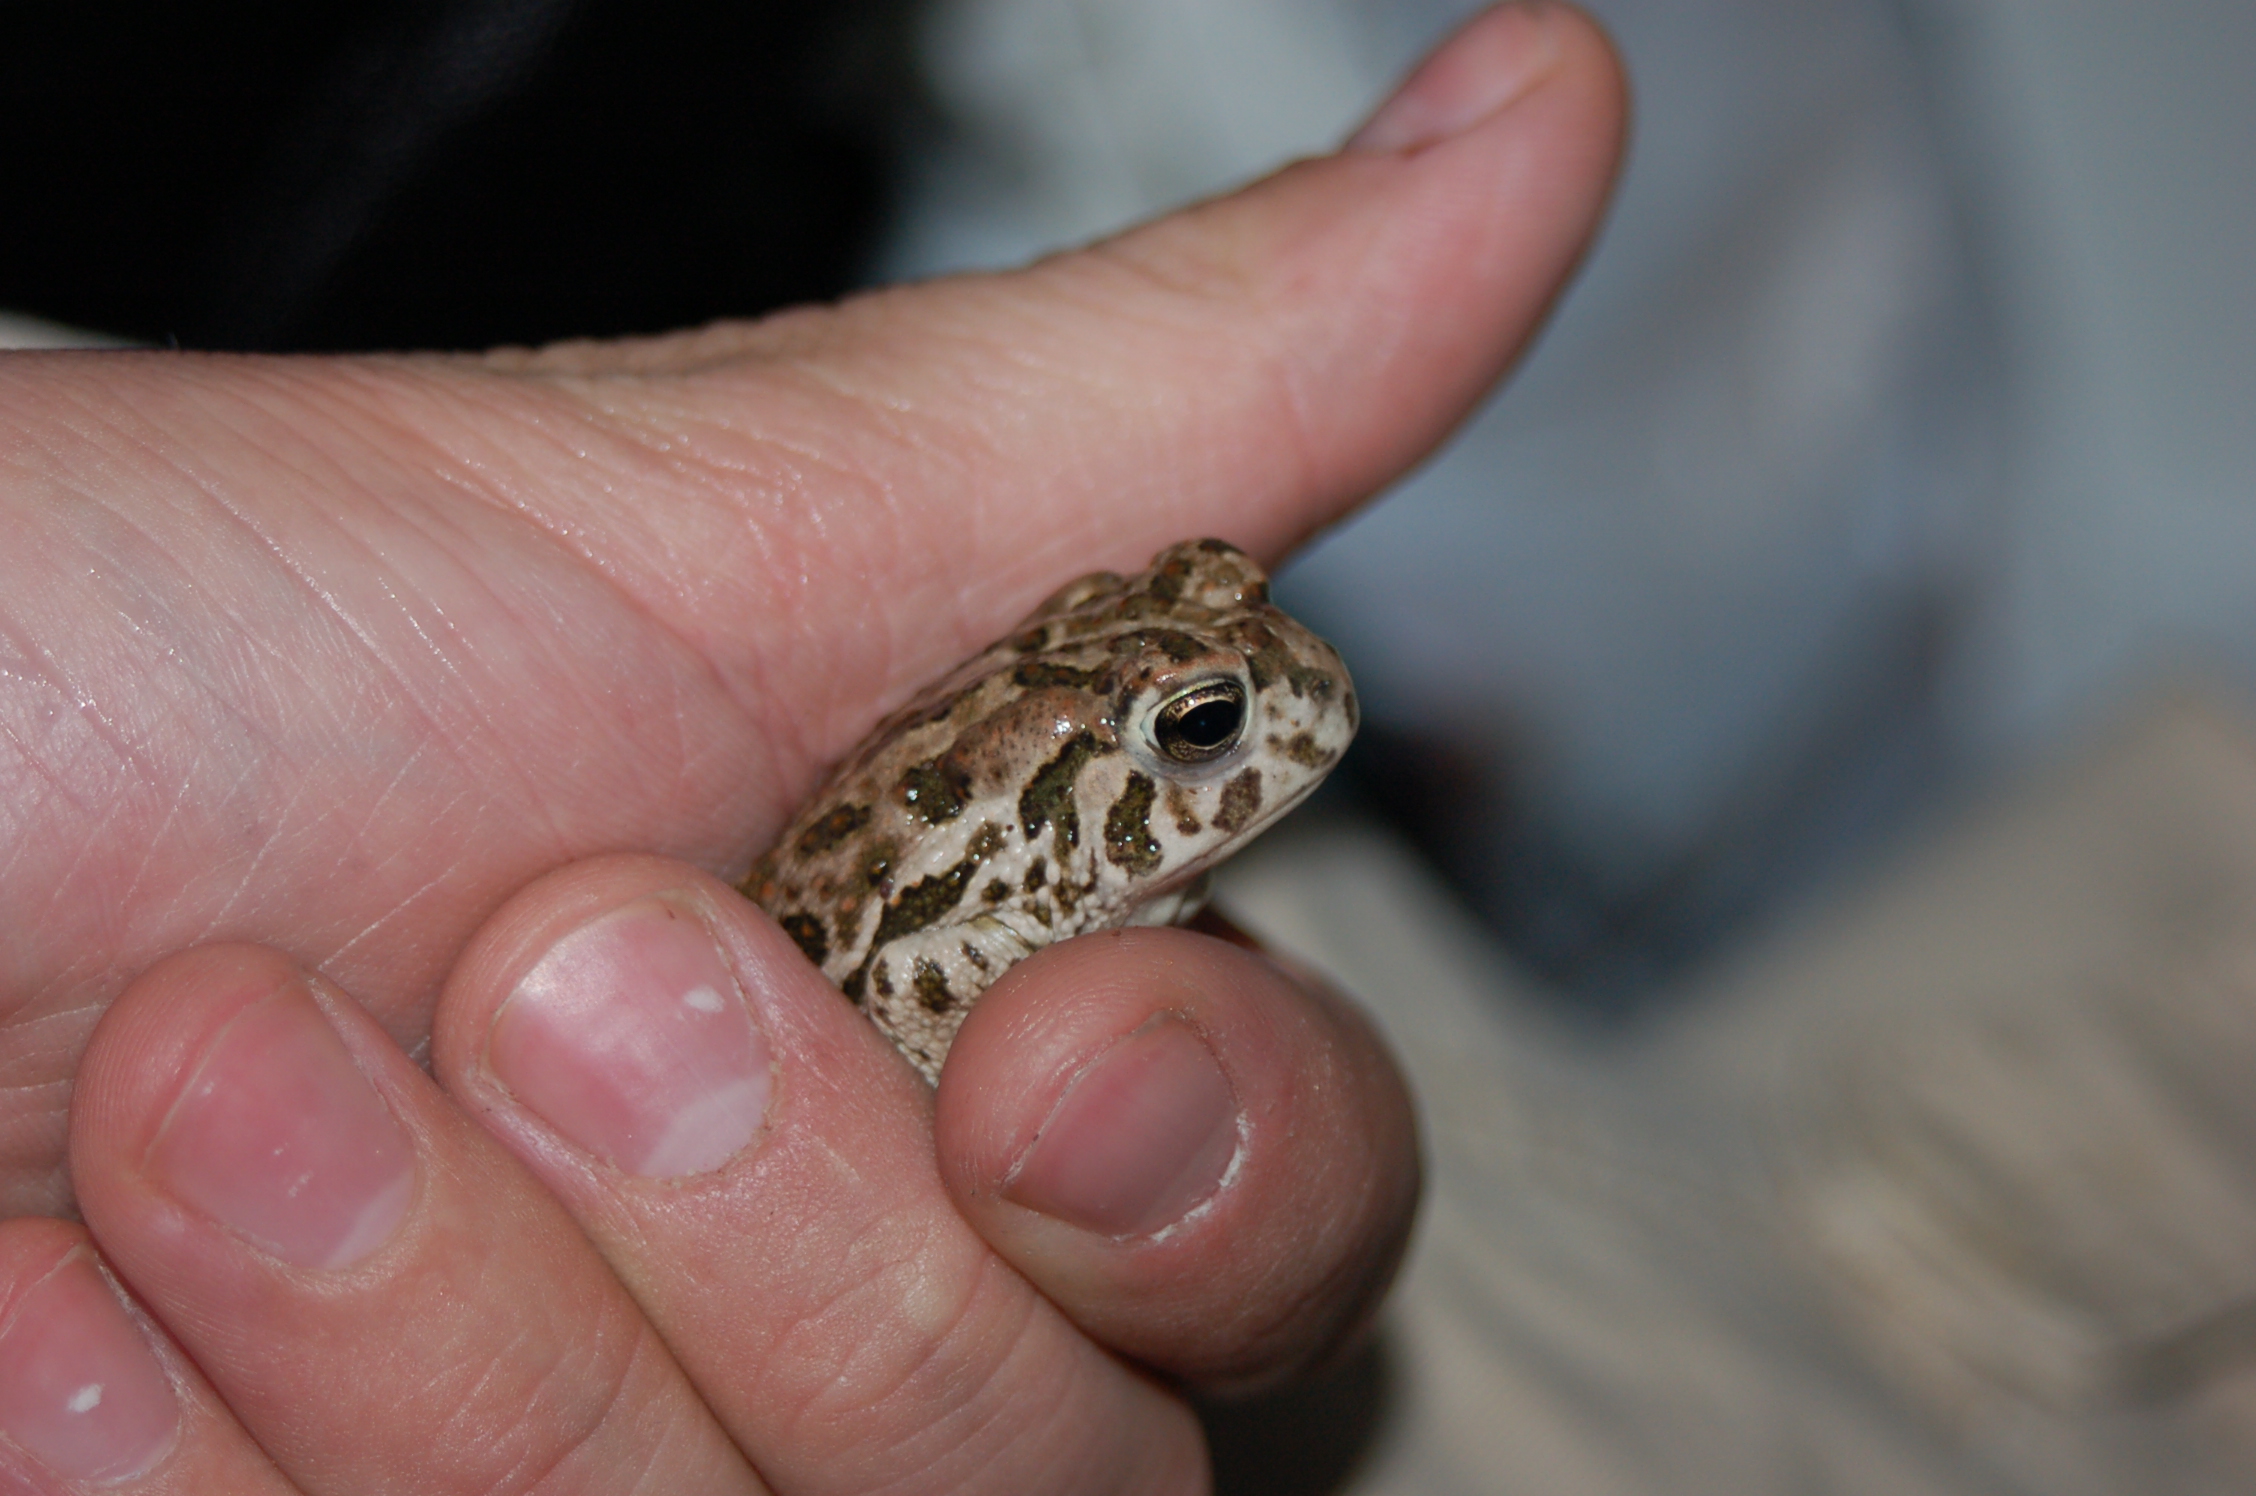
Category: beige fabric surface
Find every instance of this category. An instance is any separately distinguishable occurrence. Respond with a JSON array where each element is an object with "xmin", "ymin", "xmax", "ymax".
[{"xmin": 1211, "ymin": 697, "xmax": 2256, "ymax": 1494}]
